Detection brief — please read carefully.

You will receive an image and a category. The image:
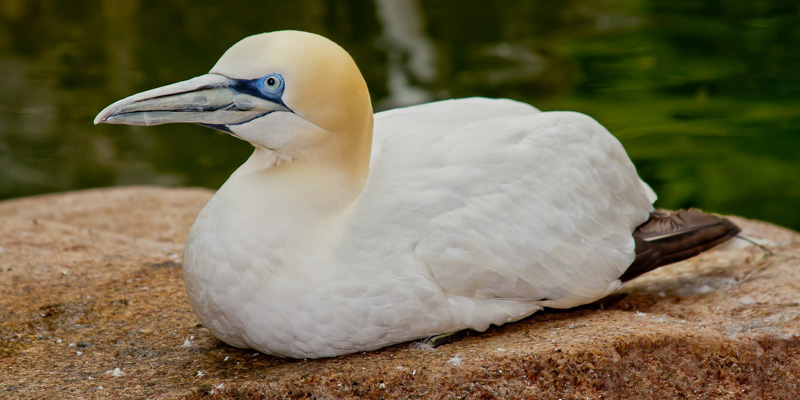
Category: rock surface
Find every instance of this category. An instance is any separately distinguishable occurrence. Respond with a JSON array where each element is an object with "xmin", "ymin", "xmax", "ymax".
[{"xmin": 1, "ymin": 186, "xmax": 799, "ymax": 399}]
